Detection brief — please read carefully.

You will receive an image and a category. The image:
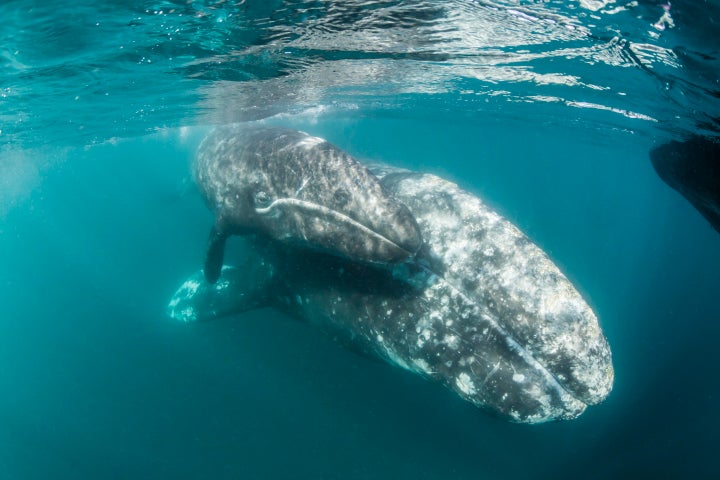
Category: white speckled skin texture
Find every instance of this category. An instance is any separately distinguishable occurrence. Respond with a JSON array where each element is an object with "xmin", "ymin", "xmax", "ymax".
[
  {"xmin": 380, "ymin": 171, "xmax": 613, "ymax": 408},
  {"xmin": 170, "ymin": 141, "xmax": 613, "ymax": 424},
  {"xmin": 195, "ymin": 125, "xmax": 422, "ymax": 263}
]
